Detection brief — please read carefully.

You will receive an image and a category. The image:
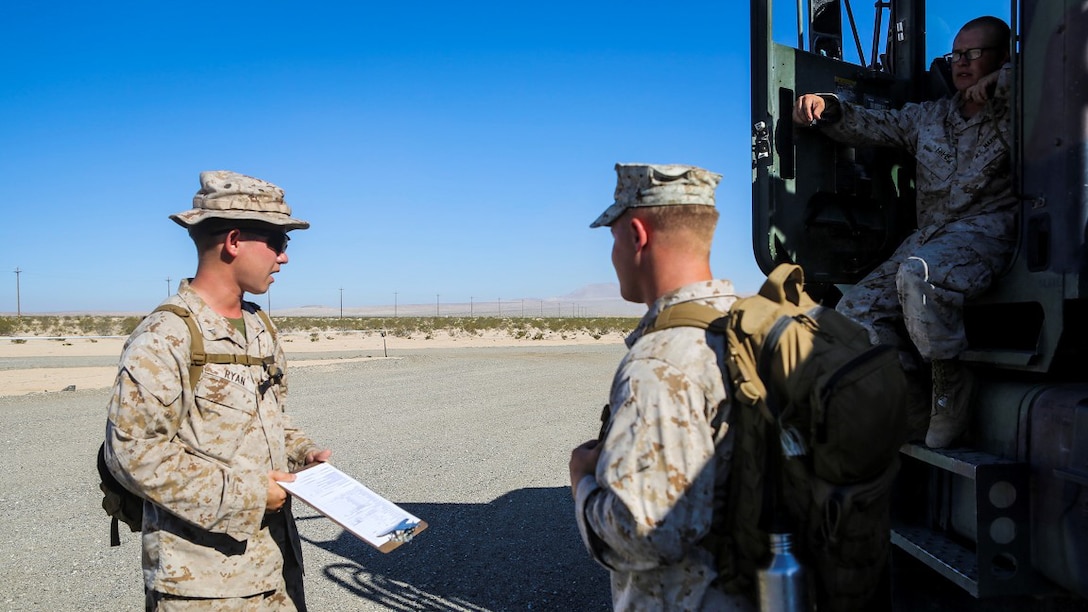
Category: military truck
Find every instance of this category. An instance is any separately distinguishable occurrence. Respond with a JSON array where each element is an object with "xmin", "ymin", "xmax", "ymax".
[{"xmin": 749, "ymin": 0, "xmax": 1087, "ymax": 607}]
